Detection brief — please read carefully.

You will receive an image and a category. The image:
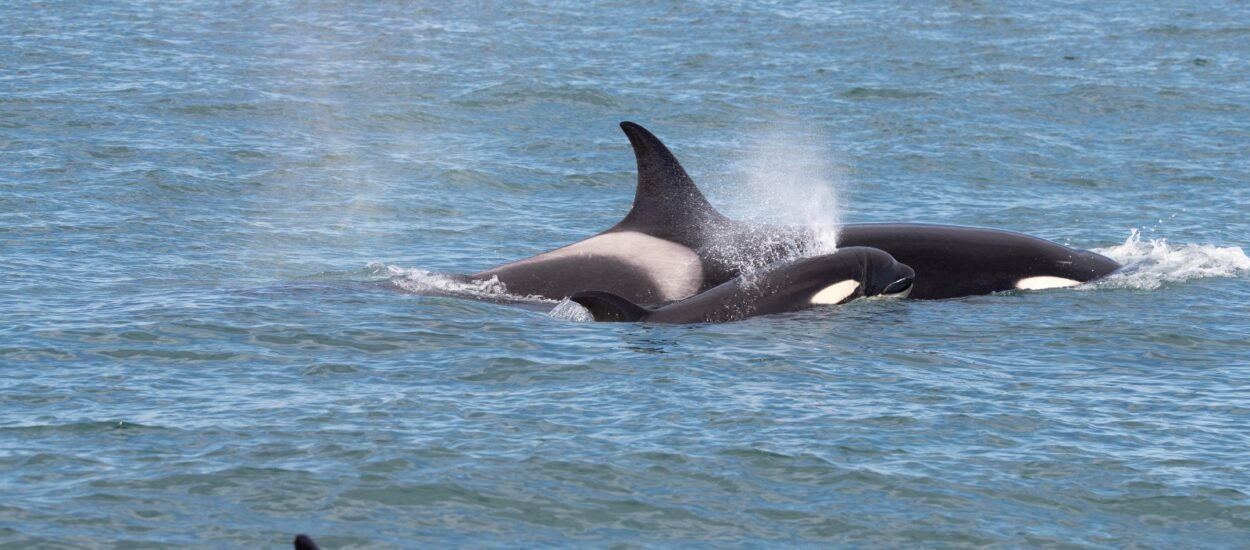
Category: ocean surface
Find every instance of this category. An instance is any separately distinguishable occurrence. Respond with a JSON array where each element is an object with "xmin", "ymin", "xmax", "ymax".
[{"xmin": 3, "ymin": 1, "xmax": 1250, "ymax": 547}]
